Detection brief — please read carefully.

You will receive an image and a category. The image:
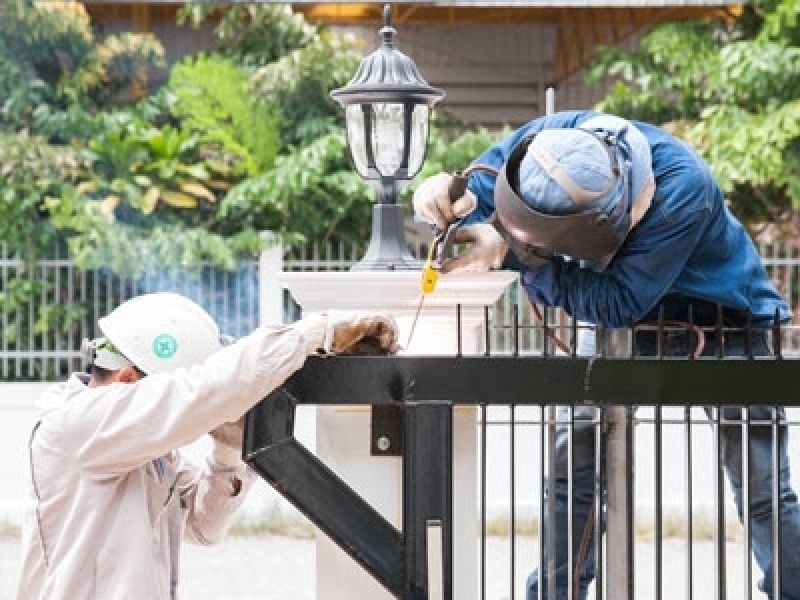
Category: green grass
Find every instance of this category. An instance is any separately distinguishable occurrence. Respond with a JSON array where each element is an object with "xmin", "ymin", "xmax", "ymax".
[
  {"xmin": 481, "ymin": 510, "xmax": 743, "ymax": 542},
  {"xmin": 0, "ymin": 521, "xmax": 20, "ymax": 540},
  {"xmin": 228, "ymin": 504, "xmax": 316, "ymax": 539}
]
